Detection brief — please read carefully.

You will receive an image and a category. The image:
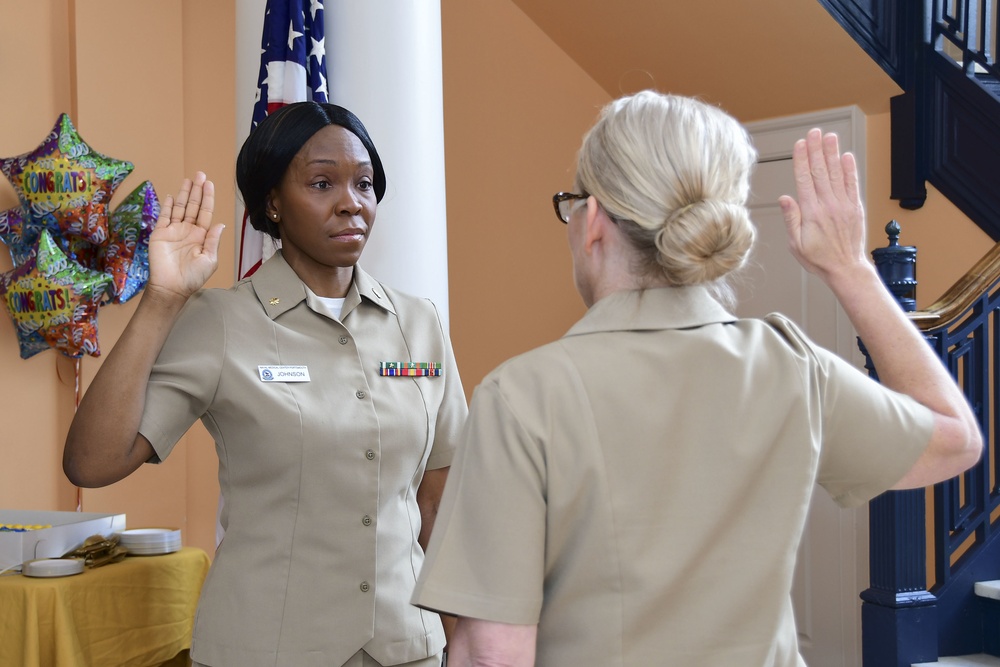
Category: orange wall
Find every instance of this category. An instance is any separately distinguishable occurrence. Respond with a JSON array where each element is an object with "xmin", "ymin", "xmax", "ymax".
[
  {"xmin": 0, "ymin": 0, "xmax": 994, "ymax": 560},
  {"xmin": 440, "ymin": 0, "xmax": 608, "ymax": 386},
  {"xmin": 0, "ymin": 0, "xmax": 79, "ymax": 516},
  {"xmin": 0, "ymin": 0, "xmax": 232, "ymax": 556}
]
